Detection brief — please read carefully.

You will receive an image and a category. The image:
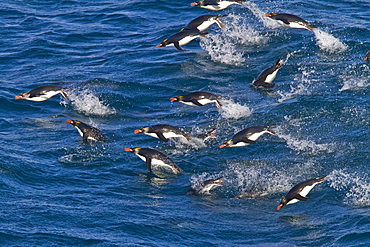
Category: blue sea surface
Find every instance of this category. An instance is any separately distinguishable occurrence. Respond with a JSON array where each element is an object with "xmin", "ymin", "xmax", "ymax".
[{"xmin": 1, "ymin": 0, "xmax": 370, "ymax": 246}]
